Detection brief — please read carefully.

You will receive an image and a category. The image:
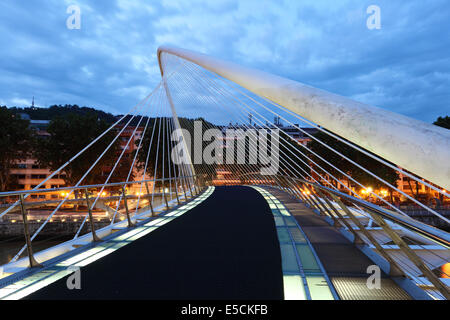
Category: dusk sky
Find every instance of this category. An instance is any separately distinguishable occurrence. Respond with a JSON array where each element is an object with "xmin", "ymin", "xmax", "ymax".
[{"xmin": 0, "ymin": 0, "xmax": 449, "ymax": 123}]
